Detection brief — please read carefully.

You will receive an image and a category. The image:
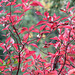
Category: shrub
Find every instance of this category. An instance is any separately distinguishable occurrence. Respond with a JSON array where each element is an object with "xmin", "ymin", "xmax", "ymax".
[{"xmin": 0, "ymin": 0, "xmax": 75, "ymax": 75}]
